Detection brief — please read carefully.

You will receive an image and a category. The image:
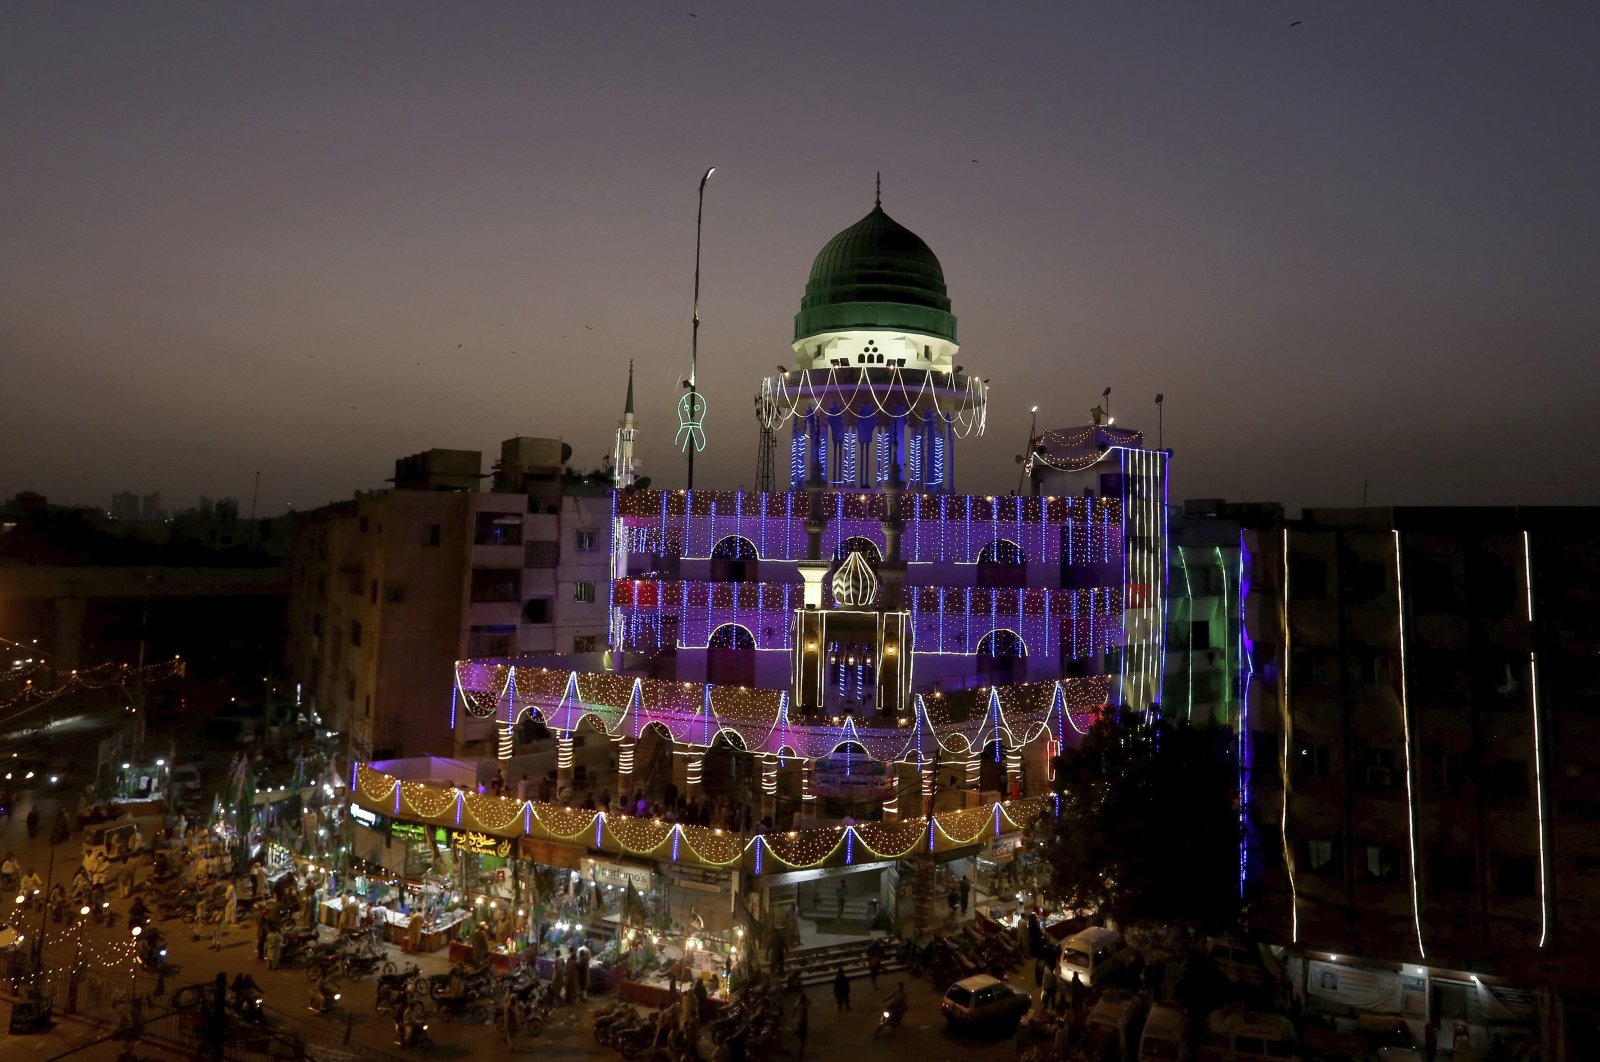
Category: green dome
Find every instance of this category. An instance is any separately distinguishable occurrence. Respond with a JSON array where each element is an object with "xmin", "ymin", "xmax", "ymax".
[{"xmin": 794, "ymin": 205, "xmax": 957, "ymax": 345}]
